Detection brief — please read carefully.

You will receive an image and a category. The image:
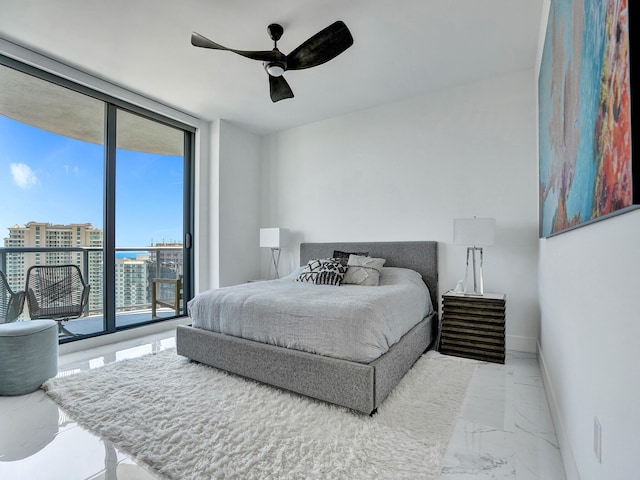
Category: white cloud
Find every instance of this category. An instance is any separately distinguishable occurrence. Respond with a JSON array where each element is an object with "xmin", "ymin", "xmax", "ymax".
[
  {"xmin": 64, "ymin": 165, "xmax": 80, "ymax": 175},
  {"xmin": 10, "ymin": 163, "xmax": 39, "ymax": 189}
]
